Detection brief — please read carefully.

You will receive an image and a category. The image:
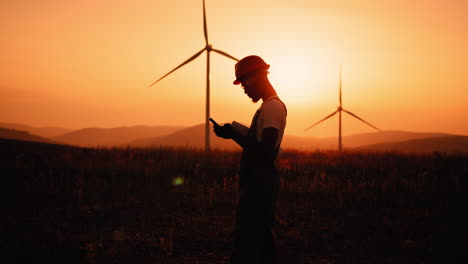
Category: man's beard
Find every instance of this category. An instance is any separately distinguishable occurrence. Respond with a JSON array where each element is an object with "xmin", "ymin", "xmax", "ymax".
[{"xmin": 249, "ymin": 93, "xmax": 261, "ymax": 103}]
